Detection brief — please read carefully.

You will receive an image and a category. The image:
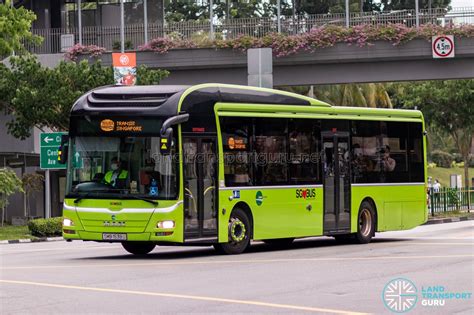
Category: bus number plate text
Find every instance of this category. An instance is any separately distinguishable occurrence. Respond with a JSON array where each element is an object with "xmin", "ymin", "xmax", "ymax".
[{"xmin": 102, "ymin": 233, "xmax": 127, "ymax": 241}]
